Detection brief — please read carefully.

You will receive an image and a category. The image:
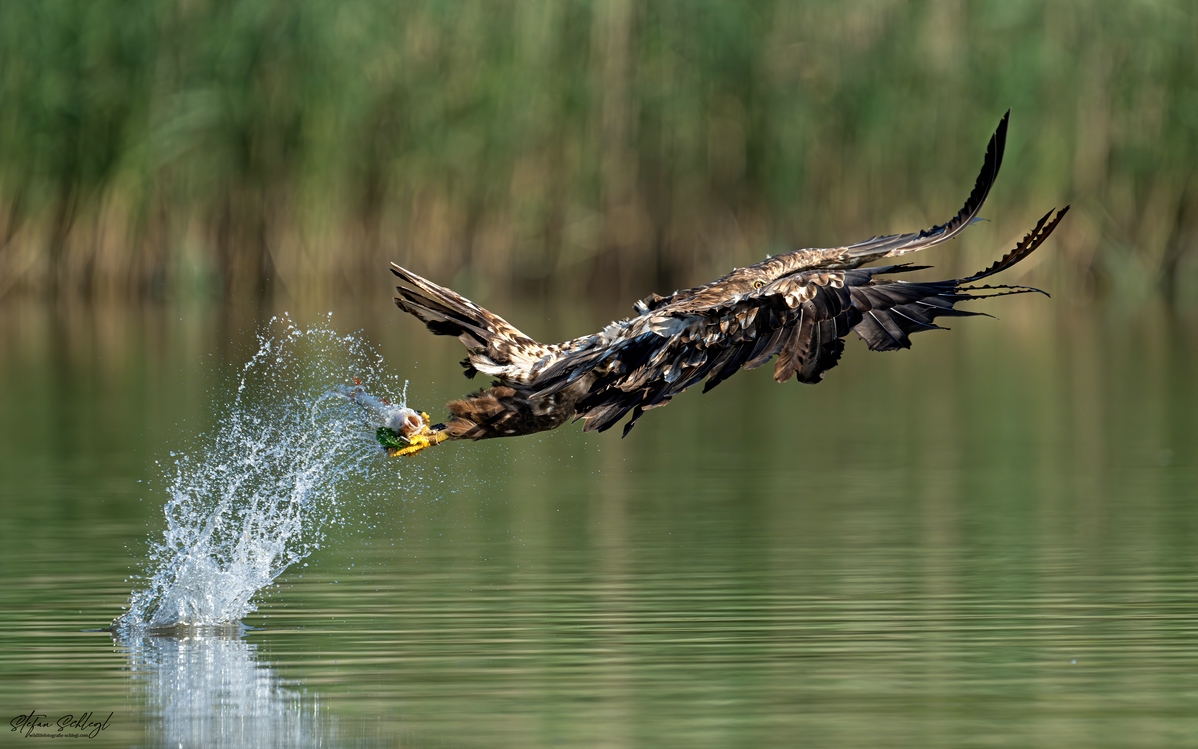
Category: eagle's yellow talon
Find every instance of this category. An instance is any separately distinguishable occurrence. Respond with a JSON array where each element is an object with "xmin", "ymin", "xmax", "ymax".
[{"xmin": 387, "ymin": 412, "xmax": 448, "ymax": 457}]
